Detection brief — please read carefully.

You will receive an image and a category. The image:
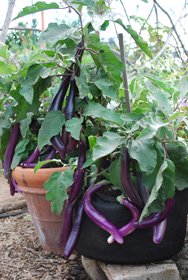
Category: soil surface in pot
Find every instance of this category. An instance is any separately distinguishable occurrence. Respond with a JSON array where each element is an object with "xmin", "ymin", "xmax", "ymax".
[{"xmin": 0, "ymin": 211, "xmax": 89, "ymax": 280}]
